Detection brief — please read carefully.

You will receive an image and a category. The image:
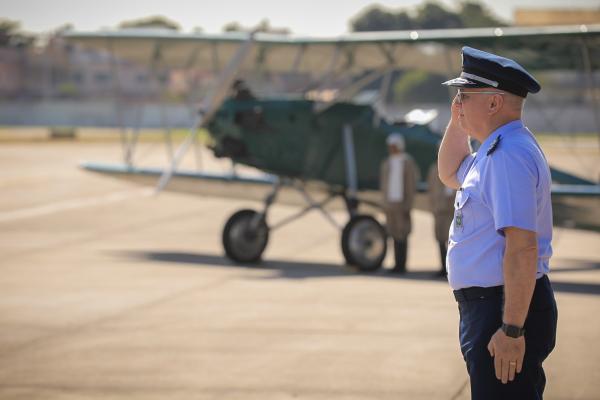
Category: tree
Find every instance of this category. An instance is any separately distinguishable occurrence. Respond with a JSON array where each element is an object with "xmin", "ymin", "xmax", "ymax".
[
  {"xmin": 0, "ymin": 19, "xmax": 35, "ymax": 48},
  {"xmin": 222, "ymin": 19, "xmax": 290, "ymax": 34},
  {"xmin": 119, "ymin": 16, "xmax": 180, "ymax": 31},
  {"xmin": 51, "ymin": 23, "xmax": 74, "ymax": 35},
  {"xmin": 458, "ymin": 1, "xmax": 506, "ymax": 27},
  {"xmin": 414, "ymin": 2, "xmax": 463, "ymax": 29},
  {"xmin": 350, "ymin": 5, "xmax": 413, "ymax": 32},
  {"xmin": 350, "ymin": 1, "xmax": 506, "ymax": 32},
  {"xmin": 351, "ymin": 2, "xmax": 464, "ymax": 32},
  {"xmin": 223, "ymin": 21, "xmax": 244, "ymax": 32}
]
